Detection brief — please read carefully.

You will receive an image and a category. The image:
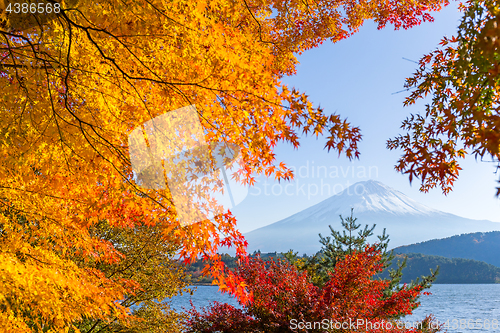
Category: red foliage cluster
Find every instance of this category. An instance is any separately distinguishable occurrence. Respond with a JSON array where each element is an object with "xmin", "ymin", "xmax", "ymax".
[
  {"xmin": 186, "ymin": 301, "xmax": 258, "ymax": 332},
  {"xmin": 185, "ymin": 246, "xmax": 441, "ymax": 332}
]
